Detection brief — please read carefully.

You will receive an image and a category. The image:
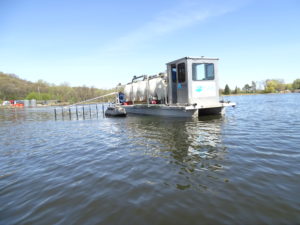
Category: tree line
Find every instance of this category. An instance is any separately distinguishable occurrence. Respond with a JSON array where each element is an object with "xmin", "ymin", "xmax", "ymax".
[
  {"xmin": 222, "ymin": 79, "xmax": 300, "ymax": 95},
  {"xmin": 1, "ymin": 72, "xmax": 299, "ymax": 103},
  {"xmin": 0, "ymin": 72, "xmax": 116, "ymax": 103}
]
